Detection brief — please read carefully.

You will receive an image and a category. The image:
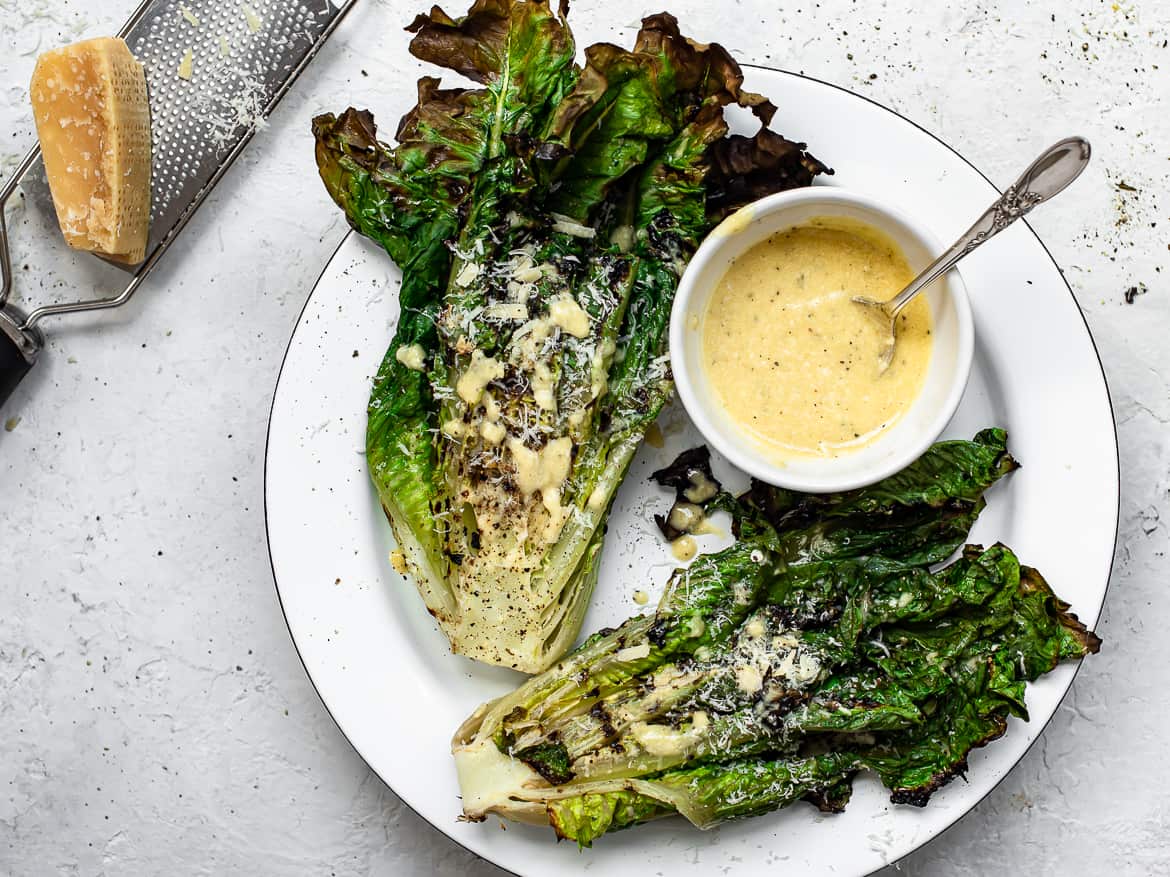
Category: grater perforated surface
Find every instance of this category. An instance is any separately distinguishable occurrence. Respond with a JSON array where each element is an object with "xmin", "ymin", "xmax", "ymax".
[{"xmin": 124, "ymin": 0, "xmax": 348, "ymax": 264}]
